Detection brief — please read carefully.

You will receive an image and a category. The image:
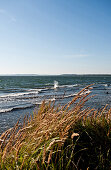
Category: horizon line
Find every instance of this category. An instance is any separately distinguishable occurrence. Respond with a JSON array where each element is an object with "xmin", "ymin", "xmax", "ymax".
[{"xmin": 0, "ymin": 73, "xmax": 111, "ymax": 76}]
